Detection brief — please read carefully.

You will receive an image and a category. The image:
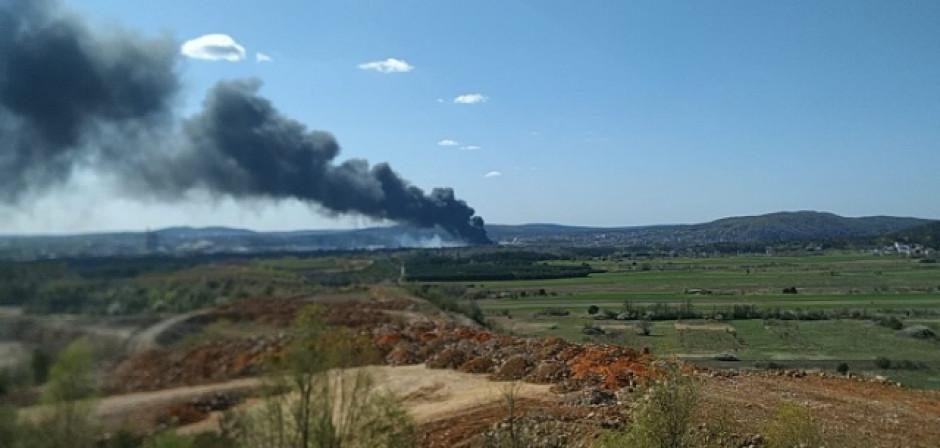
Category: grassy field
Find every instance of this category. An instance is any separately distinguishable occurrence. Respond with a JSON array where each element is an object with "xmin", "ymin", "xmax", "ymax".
[{"xmin": 444, "ymin": 253, "xmax": 940, "ymax": 388}]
